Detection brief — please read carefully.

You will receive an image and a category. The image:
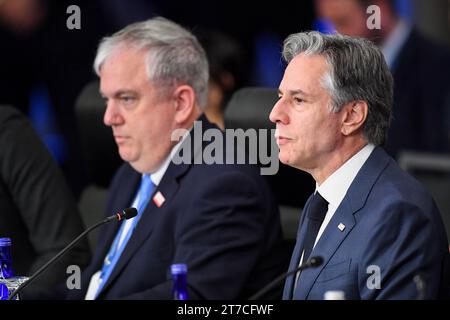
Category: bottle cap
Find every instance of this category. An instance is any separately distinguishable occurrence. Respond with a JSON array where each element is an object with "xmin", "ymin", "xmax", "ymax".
[
  {"xmin": 171, "ymin": 264, "xmax": 187, "ymax": 275},
  {"xmin": 0, "ymin": 238, "xmax": 11, "ymax": 247}
]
